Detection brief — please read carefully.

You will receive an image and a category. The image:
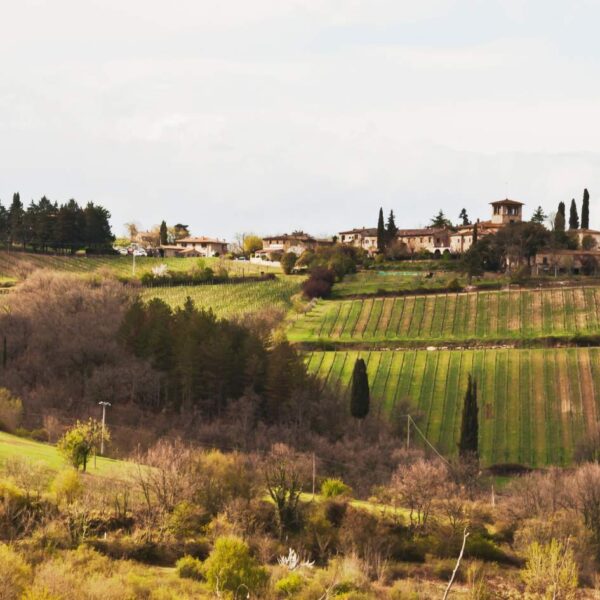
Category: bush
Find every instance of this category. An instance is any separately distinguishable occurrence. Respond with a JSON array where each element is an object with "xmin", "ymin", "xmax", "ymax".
[
  {"xmin": 57, "ymin": 419, "xmax": 107, "ymax": 472},
  {"xmin": 168, "ymin": 502, "xmax": 208, "ymax": 538},
  {"xmin": 321, "ymin": 478, "xmax": 352, "ymax": 499},
  {"xmin": 302, "ymin": 267, "xmax": 336, "ymax": 299},
  {"xmin": 51, "ymin": 469, "xmax": 82, "ymax": 505},
  {"xmin": 274, "ymin": 572, "xmax": 304, "ymax": 597},
  {"xmin": 0, "ymin": 388, "xmax": 23, "ymax": 433},
  {"xmin": 202, "ymin": 535, "xmax": 268, "ymax": 596},
  {"xmin": 0, "ymin": 543, "xmax": 31, "ymax": 598},
  {"xmin": 176, "ymin": 555, "xmax": 204, "ymax": 581},
  {"xmin": 465, "ymin": 534, "xmax": 514, "ymax": 564},
  {"xmin": 281, "ymin": 252, "xmax": 298, "ymax": 275}
]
